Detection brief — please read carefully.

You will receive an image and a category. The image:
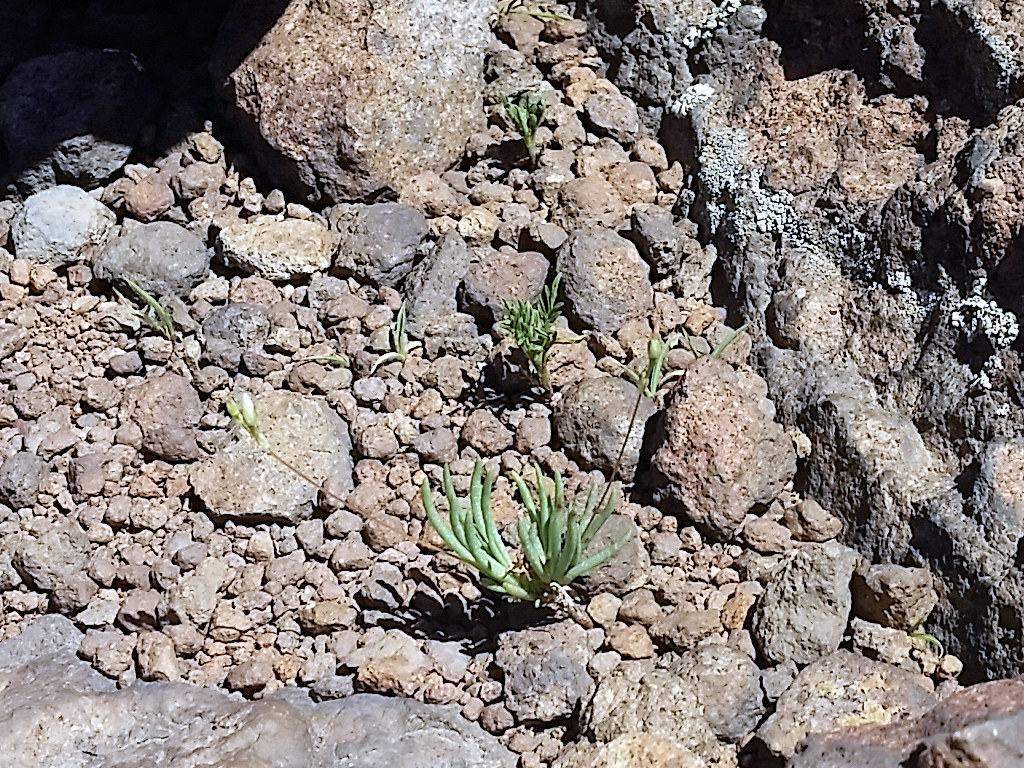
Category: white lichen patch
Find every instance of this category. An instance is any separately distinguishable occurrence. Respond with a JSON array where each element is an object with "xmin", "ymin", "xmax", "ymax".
[
  {"xmin": 951, "ymin": 278, "xmax": 1019, "ymax": 350},
  {"xmin": 681, "ymin": 0, "xmax": 742, "ymax": 48},
  {"xmin": 666, "ymin": 82, "xmax": 716, "ymax": 118}
]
